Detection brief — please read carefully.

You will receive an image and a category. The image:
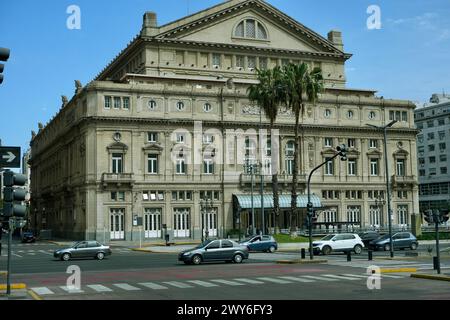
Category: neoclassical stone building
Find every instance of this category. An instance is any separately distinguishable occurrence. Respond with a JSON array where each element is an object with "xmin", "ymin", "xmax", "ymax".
[{"xmin": 30, "ymin": 0, "xmax": 419, "ymax": 241}]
